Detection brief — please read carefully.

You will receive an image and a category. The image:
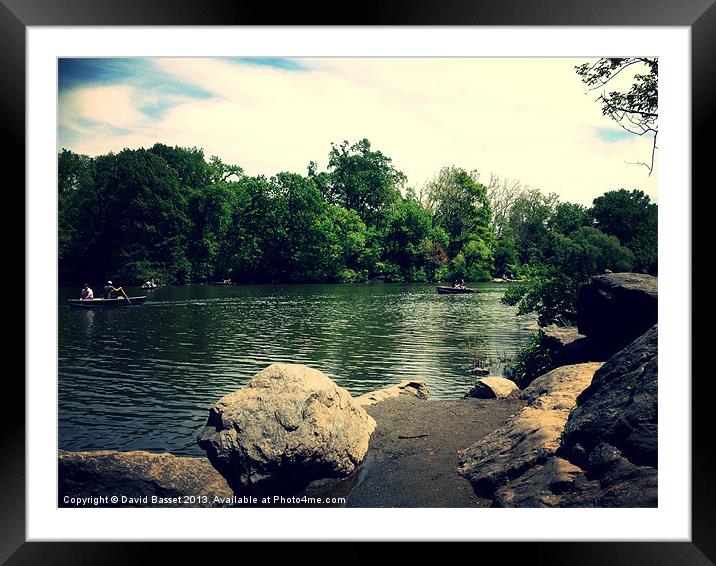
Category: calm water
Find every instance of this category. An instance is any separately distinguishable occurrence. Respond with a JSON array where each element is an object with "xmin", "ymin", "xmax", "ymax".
[{"xmin": 58, "ymin": 283, "xmax": 536, "ymax": 456}]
